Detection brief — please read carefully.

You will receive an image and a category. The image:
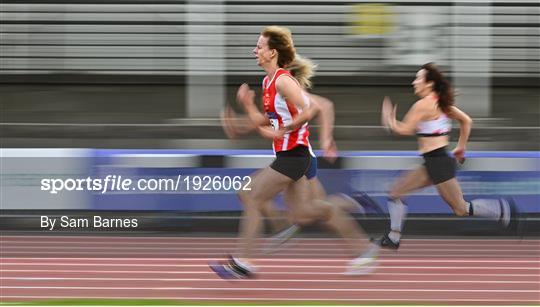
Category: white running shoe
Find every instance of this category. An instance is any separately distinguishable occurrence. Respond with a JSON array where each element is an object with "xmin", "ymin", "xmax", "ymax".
[
  {"xmin": 344, "ymin": 243, "xmax": 380, "ymax": 275},
  {"xmin": 345, "ymin": 255, "xmax": 378, "ymax": 275},
  {"xmin": 499, "ymin": 198, "xmax": 511, "ymax": 228}
]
